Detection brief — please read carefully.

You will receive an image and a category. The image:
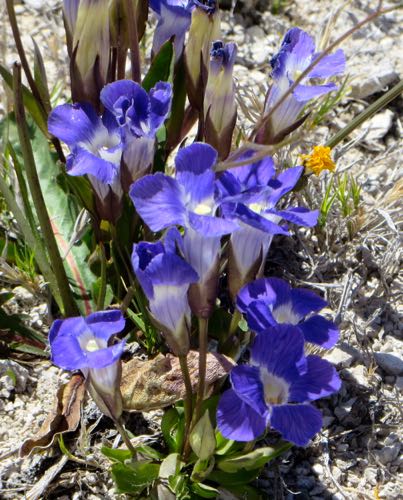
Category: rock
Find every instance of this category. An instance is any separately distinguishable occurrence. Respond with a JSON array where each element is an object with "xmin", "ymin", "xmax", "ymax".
[
  {"xmin": 363, "ymin": 467, "xmax": 378, "ymax": 486},
  {"xmin": 362, "ymin": 109, "xmax": 394, "ymax": 142},
  {"xmin": 0, "ymin": 360, "xmax": 30, "ymax": 398},
  {"xmin": 312, "ymin": 463, "xmax": 324, "ymax": 476},
  {"xmin": 12, "ymin": 286, "xmax": 35, "ymax": 303},
  {"xmin": 395, "ymin": 376, "xmax": 403, "ymax": 391},
  {"xmin": 374, "ymin": 352, "xmax": 403, "ymax": 375},
  {"xmin": 343, "ymin": 365, "xmax": 368, "ymax": 387},
  {"xmin": 374, "ymin": 443, "xmax": 401, "ymax": 465},
  {"xmin": 350, "ymin": 67, "xmax": 399, "ymax": 99},
  {"xmin": 324, "ymin": 346, "xmax": 355, "ymax": 368}
]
